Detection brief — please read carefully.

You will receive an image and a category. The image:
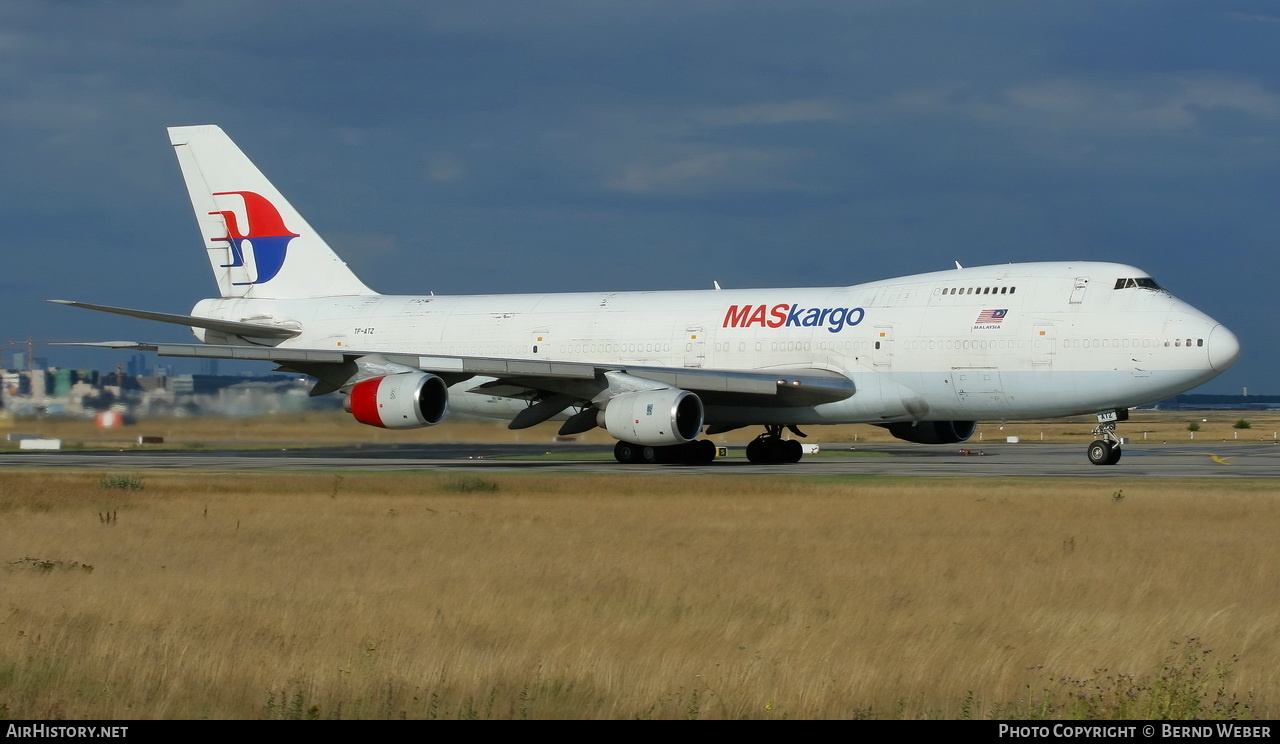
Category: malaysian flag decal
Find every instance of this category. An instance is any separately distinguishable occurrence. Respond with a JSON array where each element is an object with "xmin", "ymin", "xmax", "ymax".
[{"xmin": 975, "ymin": 308, "xmax": 1008, "ymax": 324}]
